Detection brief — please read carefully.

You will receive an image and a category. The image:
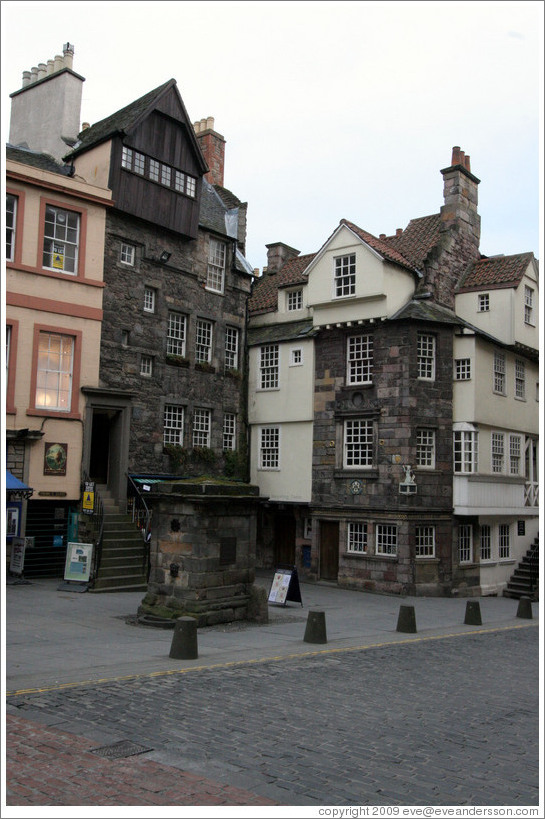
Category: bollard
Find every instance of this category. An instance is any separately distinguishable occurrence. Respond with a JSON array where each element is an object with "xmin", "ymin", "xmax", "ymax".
[
  {"xmin": 464, "ymin": 600, "xmax": 482, "ymax": 626},
  {"xmin": 169, "ymin": 616, "xmax": 198, "ymax": 659},
  {"xmin": 516, "ymin": 596, "xmax": 533, "ymax": 620},
  {"xmin": 396, "ymin": 605, "xmax": 417, "ymax": 633},
  {"xmin": 303, "ymin": 609, "xmax": 327, "ymax": 644}
]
